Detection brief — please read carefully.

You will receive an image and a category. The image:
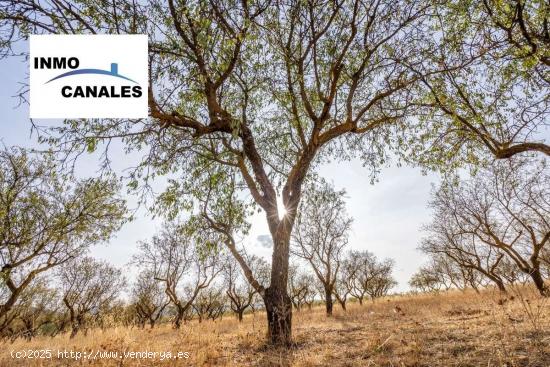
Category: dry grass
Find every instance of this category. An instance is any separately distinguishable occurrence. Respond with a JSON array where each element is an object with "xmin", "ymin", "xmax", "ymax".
[{"xmin": 1, "ymin": 287, "xmax": 549, "ymax": 367}]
